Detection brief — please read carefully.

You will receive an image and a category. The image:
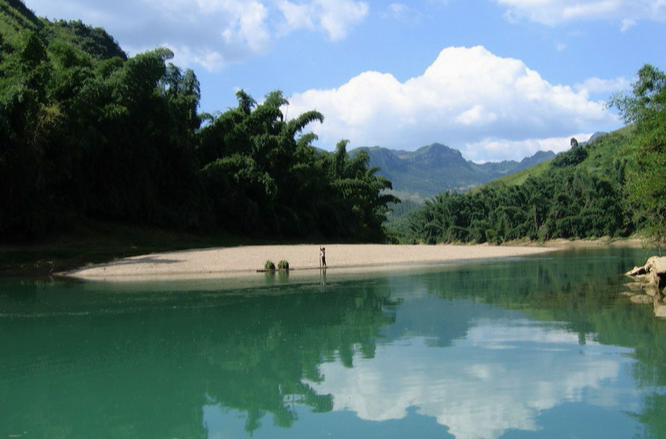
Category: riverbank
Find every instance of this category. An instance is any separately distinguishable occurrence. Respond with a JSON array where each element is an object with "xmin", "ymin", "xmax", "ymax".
[
  {"xmin": 1, "ymin": 218, "xmax": 649, "ymax": 279},
  {"xmin": 0, "ymin": 220, "xmax": 272, "ymax": 278},
  {"xmin": 64, "ymin": 244, "xmax": 559, "ymax": 280}
]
